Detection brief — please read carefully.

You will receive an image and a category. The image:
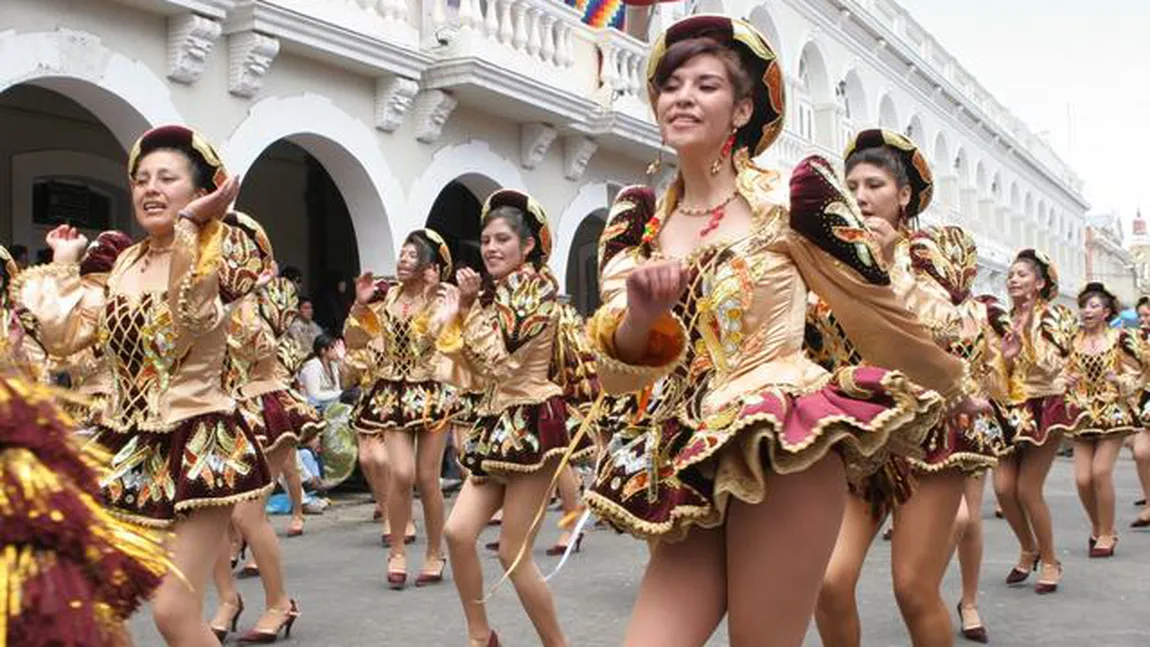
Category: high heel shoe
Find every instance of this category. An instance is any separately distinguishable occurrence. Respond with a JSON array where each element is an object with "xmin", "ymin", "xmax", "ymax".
[
  {"xmin": 1131, "ymin": 514, "xmax": 1150, "ymax": 528},
  {"xmin": 956, "ymin": 602, "xmax": 988, "ymax": 644},
  {"xmin": 1088, "ymin": 534, "xmax": 1098, "ymax": 550},
  {"xmin": 210, "ymin": 595, "xmax": 244, "ymax": 643},
  {"xmin": 1089, "ymin": 535, "xmax": 1117, "ymax": 558},
  {"xmin": 286, "ymin": 517, "xmax": 304, "ymax": 537},
  {"xmin": 1005, "ymin": 550, "xmax": 1038, "ymax": 585},
  {"xmin": 1034, "ymin": 561, "xmax": 1062, "ymax": 594},
  {"xmin": 236, "ymin": 600, "xmax": 299, "ymax": 643},
  {"xmin": 484, "ymin": 540, "xmax": 500, "ymax": 551},
  {"xmin": 414, "ymin": 556, "xmax": 447, "ymax": 587},
  {"xmin": 487, "ymin": 630, "xmax": 500, "ymax": 647},
  {"xmin": 545, "ymin": 532, "xmax": 584, "ymax": 556},
  {"xmin": 387, "ymin": 554, "xmax": 407, "ymax": 590}
]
